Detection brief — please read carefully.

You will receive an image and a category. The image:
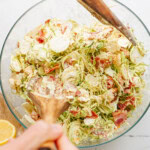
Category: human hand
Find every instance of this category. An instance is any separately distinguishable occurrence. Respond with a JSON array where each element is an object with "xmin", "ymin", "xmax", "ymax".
[{"xmin": 0, "ymin": 120, "xmax": 78, "ymax": 150}]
